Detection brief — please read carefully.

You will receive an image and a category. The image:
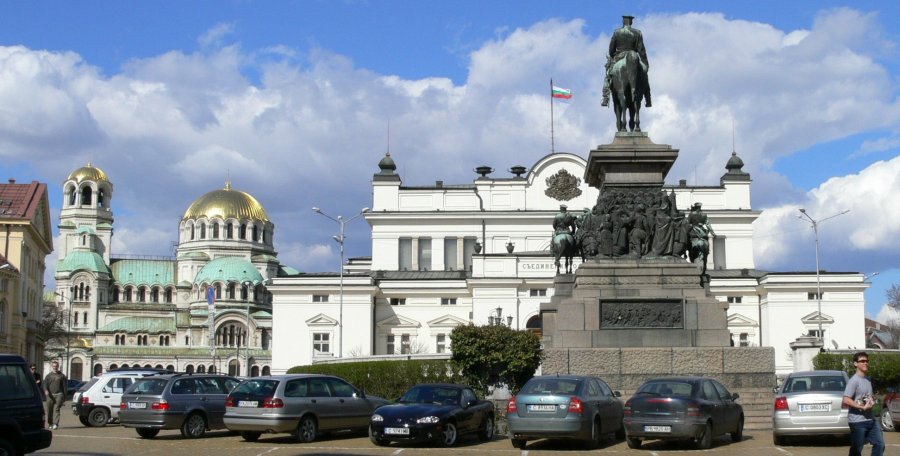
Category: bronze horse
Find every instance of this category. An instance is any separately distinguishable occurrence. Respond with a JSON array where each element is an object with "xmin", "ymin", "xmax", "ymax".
[
  {"xmin": 552, "ymin": 232, "xmax": 577, "ymax": 274},
  {"xmin": 609, "ymin": 50, "xmax": 646, "ymax": 132}
]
